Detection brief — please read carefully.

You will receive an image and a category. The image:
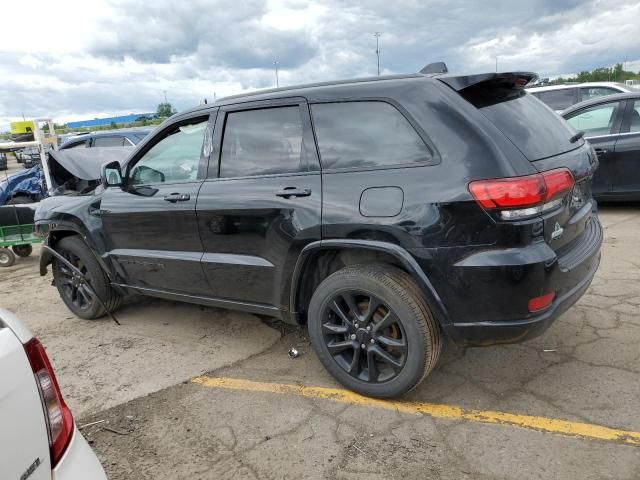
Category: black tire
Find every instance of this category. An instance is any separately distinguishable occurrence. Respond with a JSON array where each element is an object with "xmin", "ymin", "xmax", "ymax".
[
  {"xmin": 6, "ymin": 196, "xmax": 34, "ymax": 205},
  {"xmin": 308, "ymin": 264, "xmax": 442, "ymax": 398},
  {"xmin": 12, "ymin": 244, "xmax": 33, "ymax": 257},
  {"xmin": 52, "ymin": 236, "xmax": 122, "ymax": 319},
  {"xmin": 0, "ymin": 248, "xmax": 16, "ymax": 267}
]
